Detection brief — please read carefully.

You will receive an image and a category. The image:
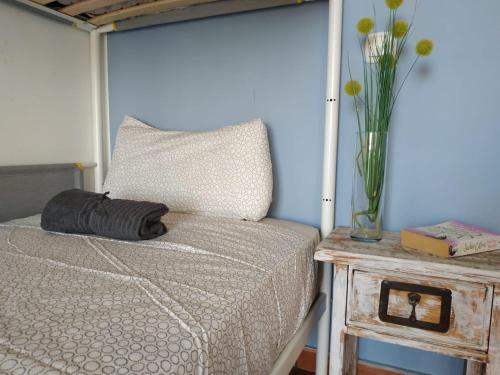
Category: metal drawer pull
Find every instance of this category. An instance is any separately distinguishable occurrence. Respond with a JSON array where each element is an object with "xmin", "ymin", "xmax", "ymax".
[
  {"xmin": 408, "ymin": 292, "xmax": 421, "ymax": 322},
  {"xmin": 379, "ymin": 280, "xmax": 452, "ymax": 333}
]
